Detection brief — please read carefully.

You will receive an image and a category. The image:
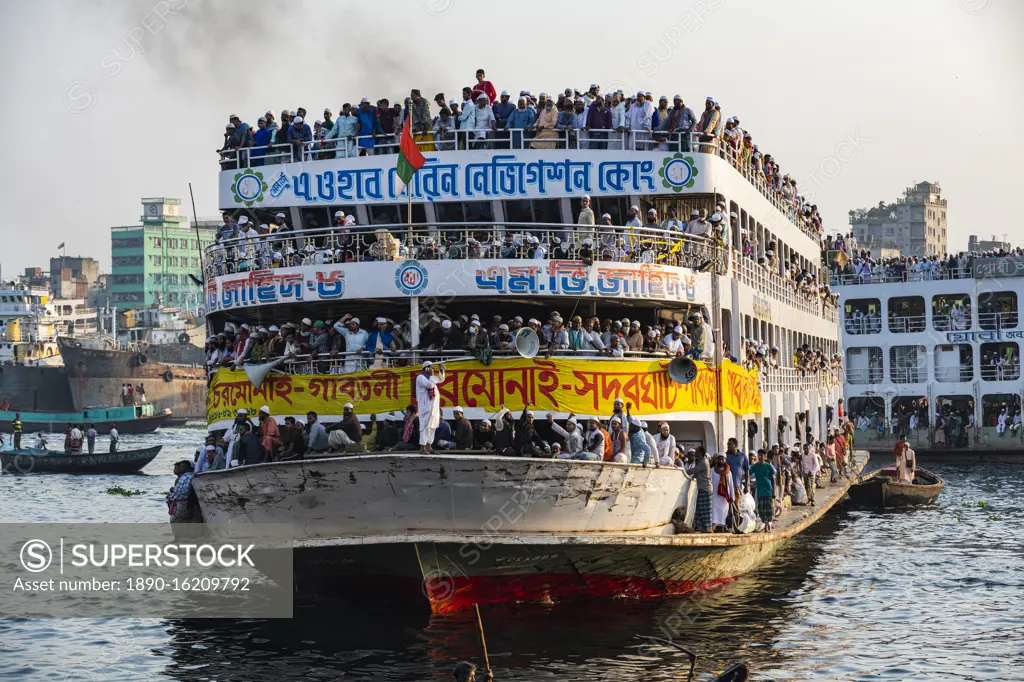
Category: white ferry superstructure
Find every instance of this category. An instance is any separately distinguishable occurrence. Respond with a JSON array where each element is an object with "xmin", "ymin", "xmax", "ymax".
[{"xmin": 192, "ymin": 122, "xmax": 848, "ymax": 611}]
